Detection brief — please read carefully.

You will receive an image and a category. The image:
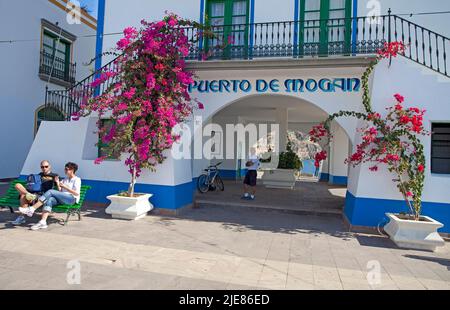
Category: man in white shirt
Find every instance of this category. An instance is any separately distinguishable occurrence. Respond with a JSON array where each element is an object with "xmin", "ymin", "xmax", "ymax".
[{"xmin": 242, "ymin": 147, "xmax": 260, "ymax": 200}]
